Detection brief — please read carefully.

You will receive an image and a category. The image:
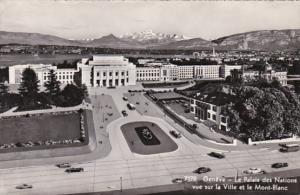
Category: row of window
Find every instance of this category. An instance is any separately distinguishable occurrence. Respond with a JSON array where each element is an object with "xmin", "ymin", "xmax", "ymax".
[
  {"xmin": 44, "ymin": 75, "xmax": 73, "ymax": 80},
  {"xmin": 137, "ymin": 73, "xmax": 160, "ymax": 77},
  {"xmin": 96, "ymin": 71, "xmax": 128, "ymax": 77}
]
